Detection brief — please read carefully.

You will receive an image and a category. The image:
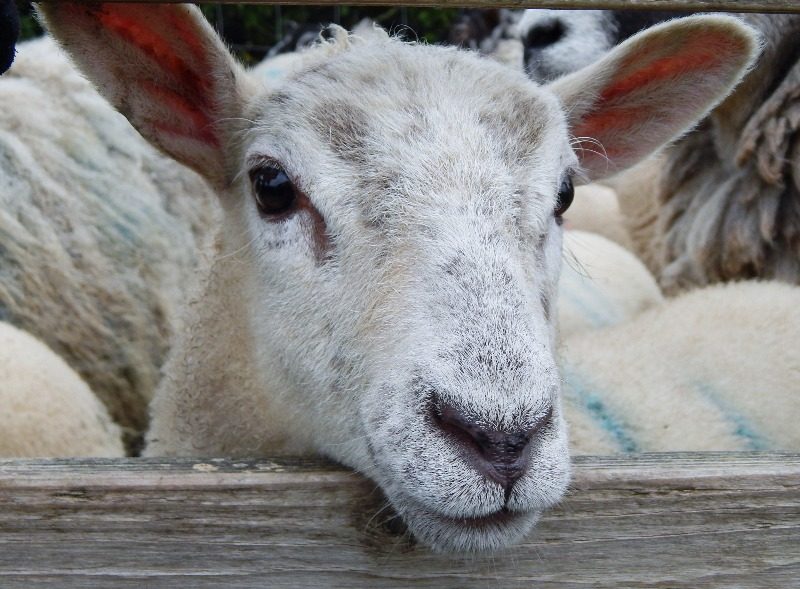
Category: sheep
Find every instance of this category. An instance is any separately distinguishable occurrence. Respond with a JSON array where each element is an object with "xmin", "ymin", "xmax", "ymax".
[
  {"xmin": 0, "ymin": 321, "xmax": 124, "ymax": 457},
  {"xmin": 561, "ymin": 281, "xmax": 800, "ymax": 454},
  {"xmin": 483, "ymin": 9, "xmax": 684, "ymax": 84},
  {"xmin": 562, "ymin": 184, "xmax": 631, "ymax": 250},
  {"xmin": 0, "ymin": 35, "xmax": 221, "ymax": 450},
  {"xmin": 40, "ymin": 2, "xmax": 758, "ymax": 553},
  {"xmin": 1, "ymin": 31, "xmax": 642, "ymax": 459},
  {"xmin": 486, "ymin": 10, "xmax": 800, "ymax": 293},
  {"xmin": 559, "ymin": 230, "xmax": 662, "ymax": 340},
  {"xmin": 628, "ymin": 14, "xmax": 800, "ymax": 293}
]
